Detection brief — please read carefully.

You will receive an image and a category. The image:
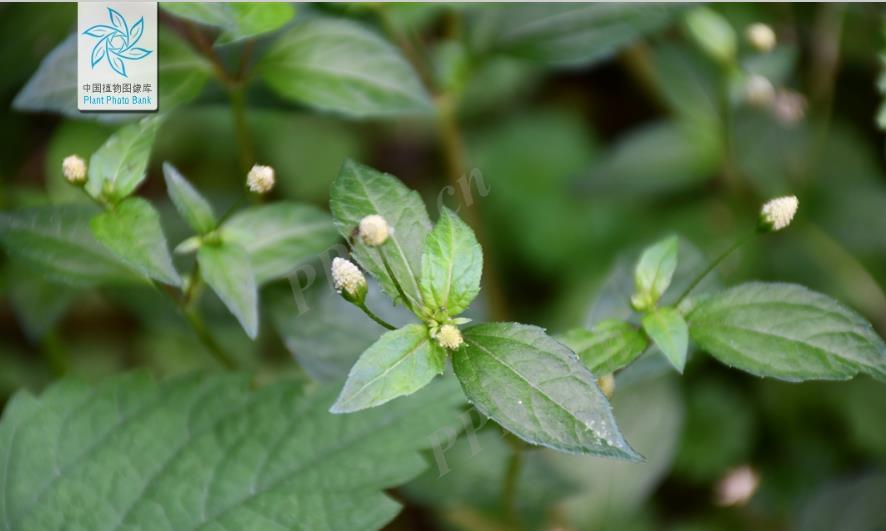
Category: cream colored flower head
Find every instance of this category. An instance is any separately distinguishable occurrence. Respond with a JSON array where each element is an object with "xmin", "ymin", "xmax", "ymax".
[
  {"xmin": 436, "ymin": 324, "xmax": 463, "ymax": 350},
  {"xmin": 62, "ymin": 155, "xmax": 87, "ymax": 184},
  {"xmin": 246, "ymin": 164, "xmax": 275, "ymax": 194},
  {"xmin": 760, "ymin": 195, "xmax": 798, "ymax": 231},
  {"xmin": 744, "ymin": 75, "xmax": 775, "ymax": 108},
  {"xmin": 746, "ymin": 23, "xmax": 776, "ymax": 52},
  {"xmin": 358, "ymin": 215, "xmax": 391, "ymax": 247},
  {"xmin": 331, "ymin": 257, "xmax": 367, "ymax": 304}
]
